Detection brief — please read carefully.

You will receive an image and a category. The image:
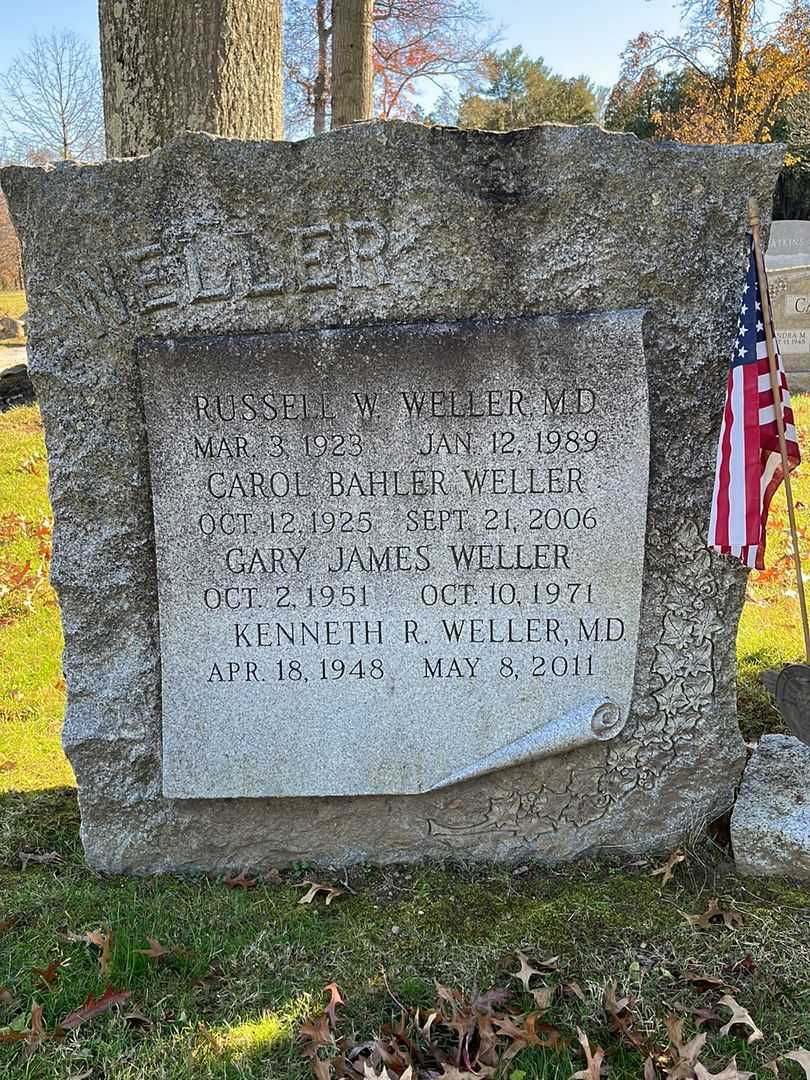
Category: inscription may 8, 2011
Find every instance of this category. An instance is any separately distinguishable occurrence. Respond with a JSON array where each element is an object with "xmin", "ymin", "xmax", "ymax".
[{"xmin": 139, "ymin": 311, "xmax": 650, "ymax": 799}]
